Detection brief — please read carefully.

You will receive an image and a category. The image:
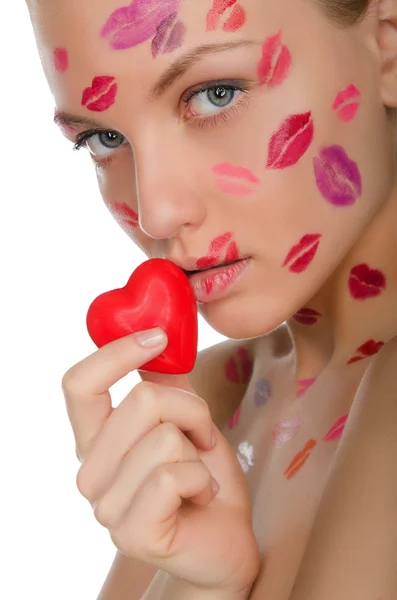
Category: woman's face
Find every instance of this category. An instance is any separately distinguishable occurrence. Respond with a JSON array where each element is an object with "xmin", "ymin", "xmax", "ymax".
[{"xmin": 30, "ymin": 0, "xmax": 396, "ymax": 338}]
